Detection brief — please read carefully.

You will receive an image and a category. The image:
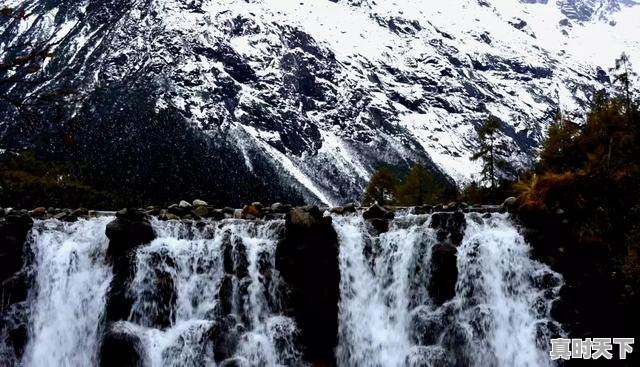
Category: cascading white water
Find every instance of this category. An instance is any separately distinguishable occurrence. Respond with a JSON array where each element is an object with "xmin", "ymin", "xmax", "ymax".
[
  {"xmin": 21, "ymin": 217, "xmax": 114, "ymax": 367},
  {"xmin": 8, "ymin": 211, "xmax": 563, "ymax": 367},
  {"xmin": 121, "ymin": 218, "xmax": 301, "ymax": 367},
  {"xmin": 334, "ymin": 214, "xmax": 434, "ymax": 366},
  {"xmin": 12, "ymin": 217, "xmax": 302, "ymax": 367},
  {"xmin": 334, "ymin": 212, "xmax": 563, "ymax": 367}
]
